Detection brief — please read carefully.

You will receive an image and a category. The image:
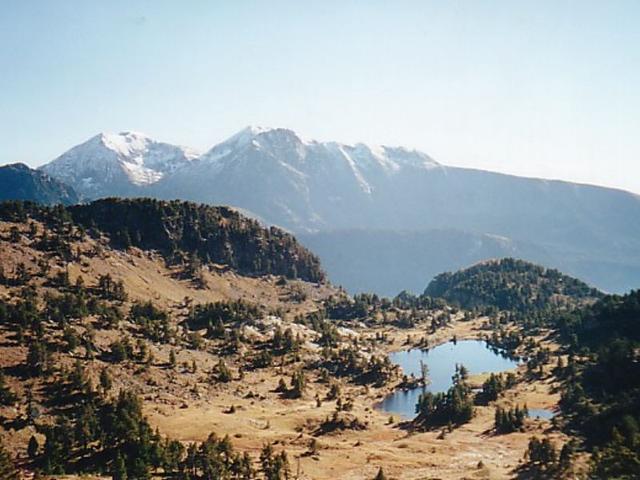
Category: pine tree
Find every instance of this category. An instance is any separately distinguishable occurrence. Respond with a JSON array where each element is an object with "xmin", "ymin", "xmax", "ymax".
[
  {"xmin": 374, "ymin": 467, "xmax": 387, "ymax": 480},
  {"xmin": 112, "ymin": 452, "xmax": 128, "ymax": 480},
  {"xmin": 70, "ymin": 359, "xmax": 87, "ymax": 391},
  {"xmin": 260, "ymin": 443, "xmax": 290, "ymax": 480},
  {"xmin": 559, "ymin": 440, "xmax": 575, "ymax": 470},
  {"xmin": 290, "ymin": 370, "xmax": 306, "ymax": 398},
  {"xmin": 0, "ymin": 372, "xmax": 17, "ymax": 405},
  {"xmin": 276, "ymin": 377, "xmax": 287, "ymax": 393},
  {"xmin": 27, "ymin": 435, "xmax": 39, "ymax": 459},
  {"xmin": 27, "ymin": 340, "xmax": 48, "ymax": 376},
  {"xmin": 100, "ymin": 367, "xmax": 113, "ymax": 394}
]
